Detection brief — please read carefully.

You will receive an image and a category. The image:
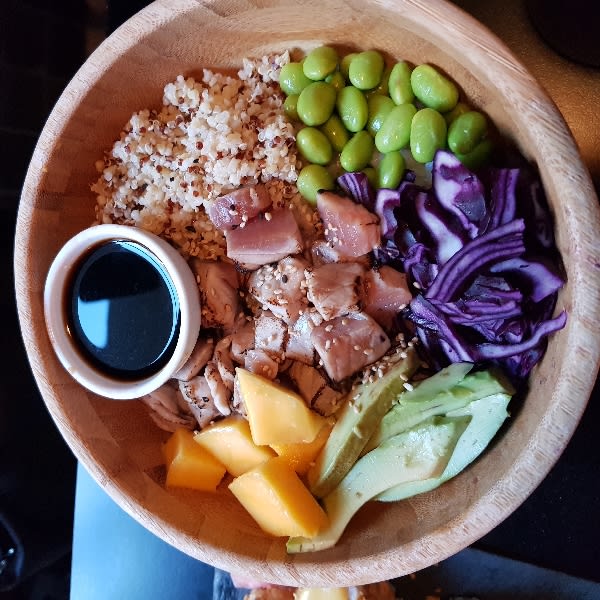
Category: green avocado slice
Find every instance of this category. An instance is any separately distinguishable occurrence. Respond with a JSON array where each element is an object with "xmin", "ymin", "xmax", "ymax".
[
  {"xmin": 287, "ymin": 415, "xmax": 469, "ymax": 554},
  {"xmin": 306, "ymin": 346, "xmax": 419, "ymax": 499},
  {"xmin": 362, "ymin": 367, "xmax": 514, "ymax": 454},
  {"xmin": 375, "ymin": 392, "xmax": 511, "ymax": 502}
]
